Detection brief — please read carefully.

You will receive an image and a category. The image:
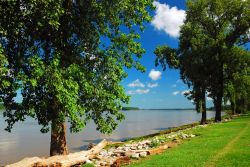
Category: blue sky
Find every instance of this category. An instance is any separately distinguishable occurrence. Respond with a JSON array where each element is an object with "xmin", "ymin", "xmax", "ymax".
[
  {"xmin": 122, "ymin": 0, "xmax": 214, "ymax": 109},
  {"xmin": 14, "ymin": 0, "xmax": 215, "ymax": 109}
]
